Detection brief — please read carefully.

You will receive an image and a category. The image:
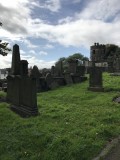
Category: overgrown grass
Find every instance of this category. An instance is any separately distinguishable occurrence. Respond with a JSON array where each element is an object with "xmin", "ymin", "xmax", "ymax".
[{"xmin": 0, "ymin": 73, "xmax": 120, "ymax": 160}]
